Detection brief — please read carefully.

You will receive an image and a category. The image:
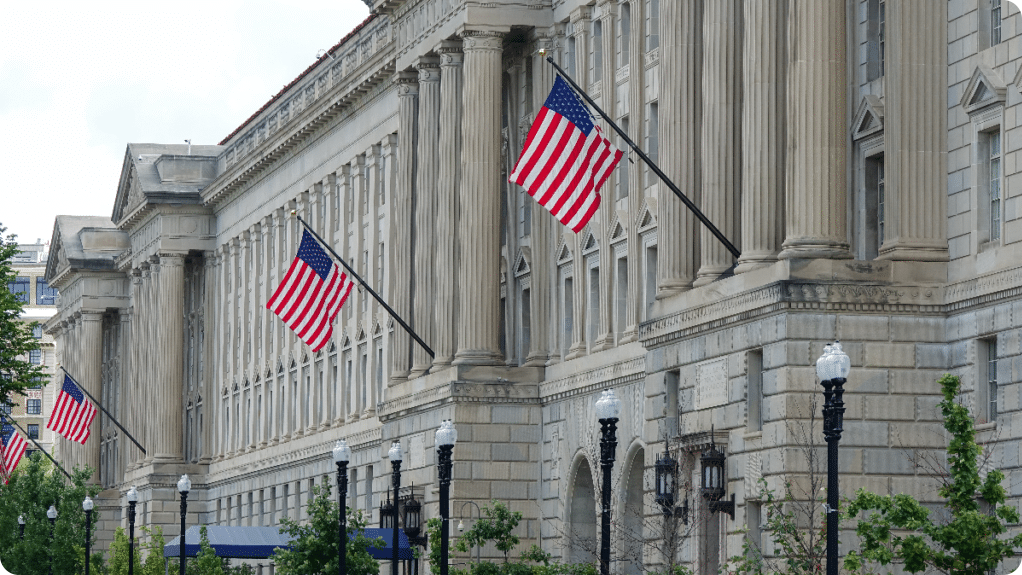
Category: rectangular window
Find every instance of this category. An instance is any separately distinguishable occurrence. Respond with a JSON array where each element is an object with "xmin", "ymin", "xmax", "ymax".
[
  {"xmin": 567, "ymin": 35, "xmax": 577, "ymax": 79},
  {"xmin": 990, "ymin": 131, "xmax": 1002, "ymax": 241},
  {"xmin": 993, "ymin": 0, "xmax": 1003, "ymax": 46},
  {"xmin": 646, "ymin": 103, "xmax": 659, "ymax": 187},
  {"xmin": 379, "ymin": 155, "xmax": 387, "ymax": 205},
  {"xmin": 562, "ymin": 276, "xmax": 574, "ymax": 360},
  {"xmin": 863, "ymin": 155, "xmax": 885, "ymax": 259},
  {"xmin": 615, "ymin": 257, "xmax": 628, "ymax": 341},
  {"xmin": 646, "ymin": 0, "xmax": 660, "ymax": 52},
  {"xmin": 877, "ymin": 159, "xmax": 886, "ymax": 247},
  {"xmin": 979, "ymin": 337, "xmax": 998, "ymax": 423},
  {"xmin": 747, "ymin": 502, "xmax": 763, "ymax": 560},
  {"xmin": 592, "ymin": 19, "xmax": 603, "ymax": 82},
  {"xmin": 378, "ymin": 242, "xmax": 385, "ymax": 293},
  {"xmin": 29, "ymin": 349, "xmax": 41, "ymax": 365},
  {"xmin": 520, "ymin": 288, "xmax": 532, "ymax": 364},
  {"xmin": 879, "ymin": 0, "xmax": 886, "ymax": 77},
  {"xmin": 747, "ymin": 350, "xmax": 764, "ymax": 432},
  {"xmin": 0, "ymin": 404, "xmax": 10, "ymax": 415},
  {"xmin": 9, "ymin": 277, "xmax": 29, "ymax": 304},
  {"xmin": 588, "ymin": 266, "xmax": 600, "ymax": 349},
  {"xmin": 644, "ymin": 245, "xmax": 657, "ymax": 320},
  {"xmin": 32, "ymin": 325, "xmax": 42, "ymax": 338},
  {"xmin": 27, "ymin": 399, "xmax": 41, "ymax": 415},
  {"xmin": 665, "ymin": 370, "xmax": 679, "ymax": 438},
  {"xmin": 36, "ymin": 279, "xmax": 57, "ymax": 305},
  {"xmin": 619, "ymin": 3, "xmax": 631, "ymax": 68},
  {"xmin": 362, "ymin": 250, "xmax": 369, "ymax": 312},
  {"xmin": 375, "ymin": 340, "xmax": 384, "ymax": 401},
  {"xmin": 349, "ymin": 468, "xmax": 359, "ymax": 510},
  {"xmin": 365, "ymin": 466, "xmax": 374, "ymax": 512},
  {"xmin": 618, "ymin": 117, "xmax": 630, "ymax": 199},
  {"xmin": 27, "ymin": 424, "xmax": 39, "ymax": 440}
]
